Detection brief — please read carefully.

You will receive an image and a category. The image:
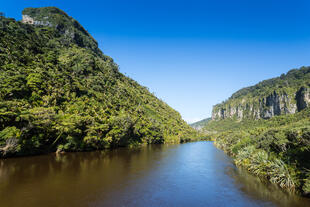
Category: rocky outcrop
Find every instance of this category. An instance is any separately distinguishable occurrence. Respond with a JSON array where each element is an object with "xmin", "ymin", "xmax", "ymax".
[
  {"xmin": 22, "ymin": 14, "xmax": 52, "ymax": 26},
  {"xmin": 212, "ymin": 88, "xmax": 310, "ymax": 120},
  {"xmin": 296, "ymin": 87, "xmax": 310, "ymax": 111}
]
